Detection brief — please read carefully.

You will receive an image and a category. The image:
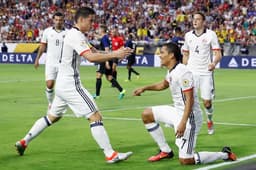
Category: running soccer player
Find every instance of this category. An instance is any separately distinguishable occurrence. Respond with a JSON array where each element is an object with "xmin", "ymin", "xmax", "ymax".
[
  {"xmin": 124, "ymin": 33, "xmax": 140, "ymax": 82},
  {"xmin": 93, "ymin": 24, "xmax": 126, "ymax": 99},
  {"xmin": 182, "ymin": 12, "xmax": 222, "ymax": 135},
  {"xmin": 34, "ymin": 12, "xmax": 67, "ymax": 111},
  {"xmin": 15, "ymin": 7, "xmax": 133, "ymax": 163},
  {"xmin": 133, "ymin": 42, "xmax": 236, "ymax": 164}
]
